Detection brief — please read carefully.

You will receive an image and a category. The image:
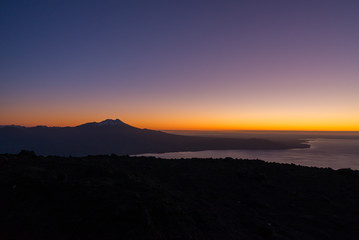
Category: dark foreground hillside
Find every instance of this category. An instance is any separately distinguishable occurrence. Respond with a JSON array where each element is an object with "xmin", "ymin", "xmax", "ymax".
[{"xmin": 1, "ymin": 152, "xmax": 358, "ymax": 240}]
